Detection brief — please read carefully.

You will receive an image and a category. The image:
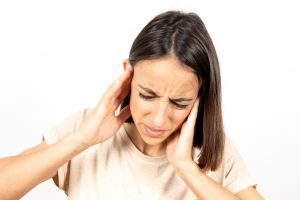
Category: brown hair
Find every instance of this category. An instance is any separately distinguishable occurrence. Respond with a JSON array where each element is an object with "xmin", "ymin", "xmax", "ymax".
[{"xmin": 121, "ymin": 10, "xmax": 225, "ymax": 171}]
